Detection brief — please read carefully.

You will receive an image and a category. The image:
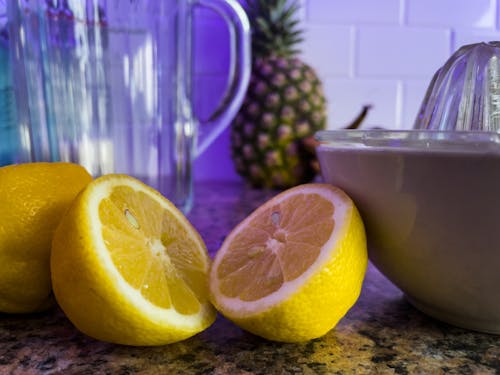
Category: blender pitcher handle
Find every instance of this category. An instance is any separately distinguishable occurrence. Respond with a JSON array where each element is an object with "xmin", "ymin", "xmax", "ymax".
[{"xmin": 192, "ymin": 0, "xmax": 251, "ymax": 157}]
